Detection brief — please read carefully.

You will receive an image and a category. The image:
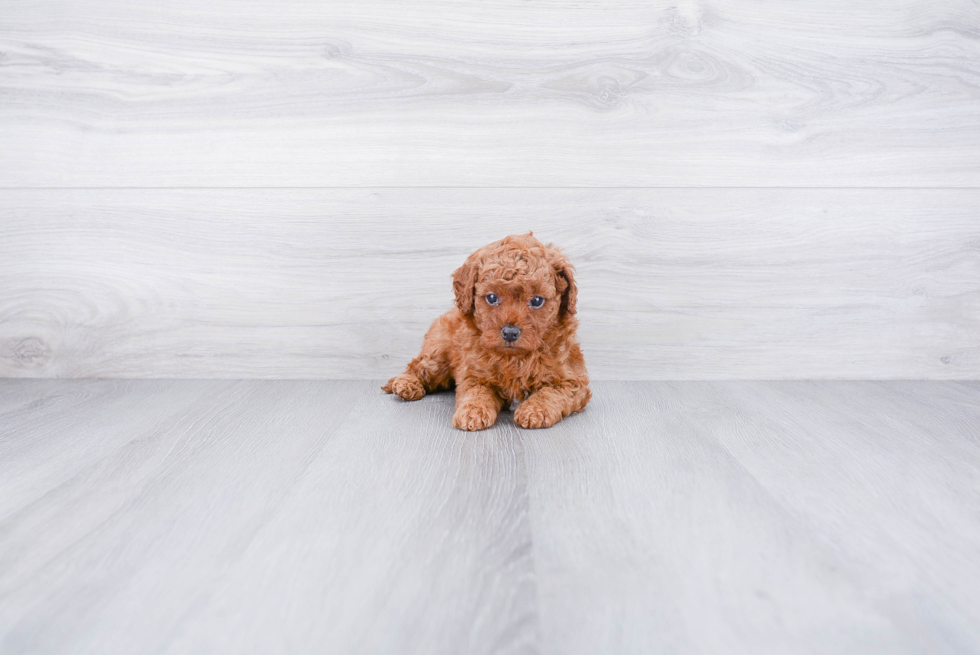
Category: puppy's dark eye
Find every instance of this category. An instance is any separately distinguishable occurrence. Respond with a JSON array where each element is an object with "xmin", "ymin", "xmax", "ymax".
[
  {"xmin": 485, "ymin": 293, "xmax": 499, "ymax": 306},
  {"xmin": 529, "ymin": 295, "xmax": 545, "ymax": 308}
]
